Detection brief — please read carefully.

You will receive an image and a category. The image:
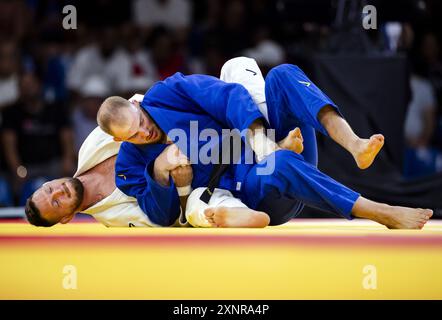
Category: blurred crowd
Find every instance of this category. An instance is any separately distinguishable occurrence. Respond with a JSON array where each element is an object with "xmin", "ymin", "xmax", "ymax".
[{"xmin": 0, "ymin": 0, "xmax": 441, "ymax": 206}]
